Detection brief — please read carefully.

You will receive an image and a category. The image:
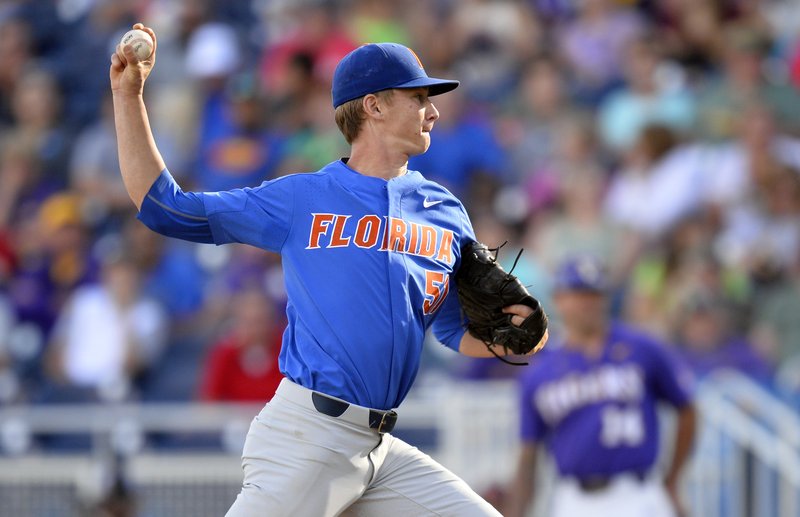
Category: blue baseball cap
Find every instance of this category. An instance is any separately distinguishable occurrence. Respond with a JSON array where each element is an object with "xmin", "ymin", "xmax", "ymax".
[
  {"xmin": 553, "ymin": 256, "xmax": 608, "ymax": 293},
  {"xmin": 332, "ymin": 43, "xmax": 459, "ymax": 108}
]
